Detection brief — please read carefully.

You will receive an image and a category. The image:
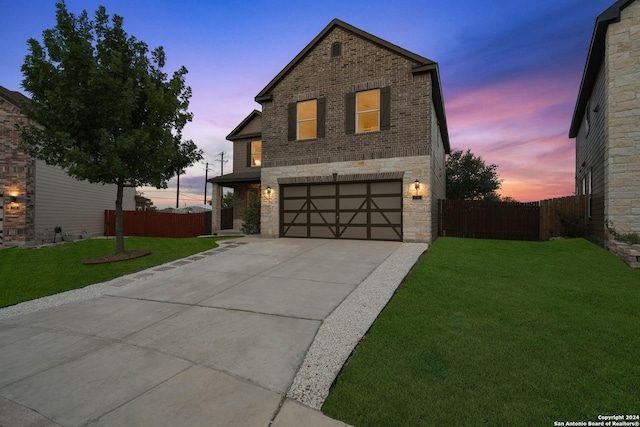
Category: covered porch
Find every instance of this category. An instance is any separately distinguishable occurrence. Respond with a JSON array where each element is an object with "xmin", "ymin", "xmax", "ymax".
[{"xmin": 208, "ymin": 170, "xmax": 261, "ymax": 233}]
